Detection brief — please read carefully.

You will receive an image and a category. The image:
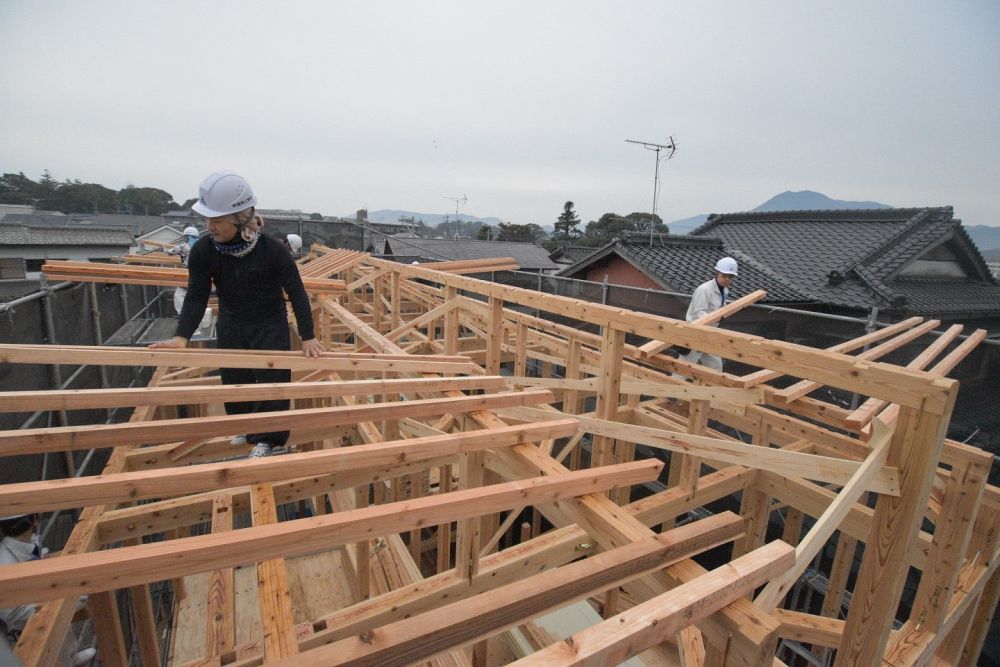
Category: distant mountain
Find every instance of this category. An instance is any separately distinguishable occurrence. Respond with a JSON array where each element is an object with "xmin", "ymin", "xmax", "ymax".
[
  {"xmin": 965, "ymin": 225, "xmax": 1000, "ymax": 253},
  {"xmin": 667, "ymin": 213, "xmax": 709, "ymax": 235},
  {"xmin": 752, "ymin": 190, "xmax": 890, "ymax": 212},
  {"xmin": 364, "ymin": 209, "xmax": 503, "ymax": 228},
  {"xmin": 982, "ymin": 247, "xmax": 1000, "ymax": 260},
  {"xmin": 668, "ymin": 190, "xmax": 891, "ymax": 235}
]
